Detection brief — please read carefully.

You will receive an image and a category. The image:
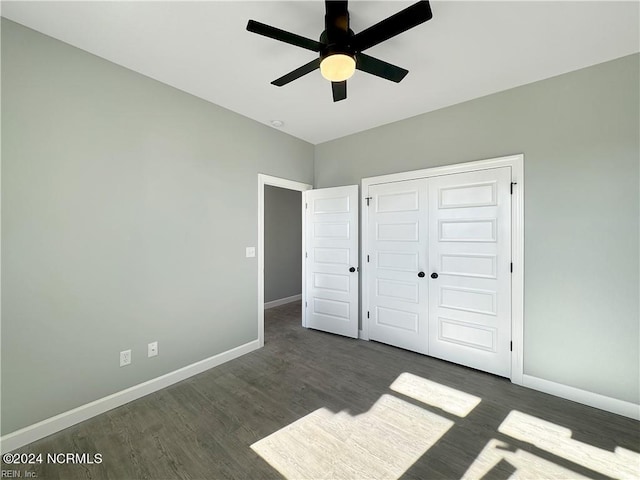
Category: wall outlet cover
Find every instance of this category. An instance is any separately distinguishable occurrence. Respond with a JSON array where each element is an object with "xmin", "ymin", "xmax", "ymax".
[
  {"xmin": 120, "ymin": 349, "xmax": 132, "ymax": 367},
  {"xmin": 148, "ymin": 341, "xmax": 158, "ymax": 358},
  {"xmin": 246, "ymin": 246, "xmax": 256, "ymax": 258}
]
